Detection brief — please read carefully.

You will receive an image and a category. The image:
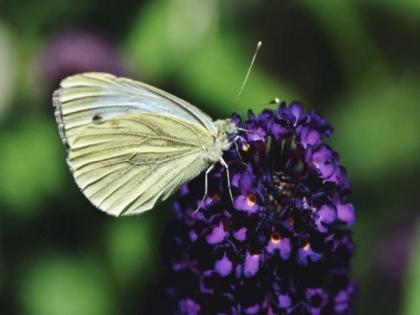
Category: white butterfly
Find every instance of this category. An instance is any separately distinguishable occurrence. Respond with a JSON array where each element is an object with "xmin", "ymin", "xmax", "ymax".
[{"xmin": 53, "ymin": 72, "xmax": 237, "ymax": 216}]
